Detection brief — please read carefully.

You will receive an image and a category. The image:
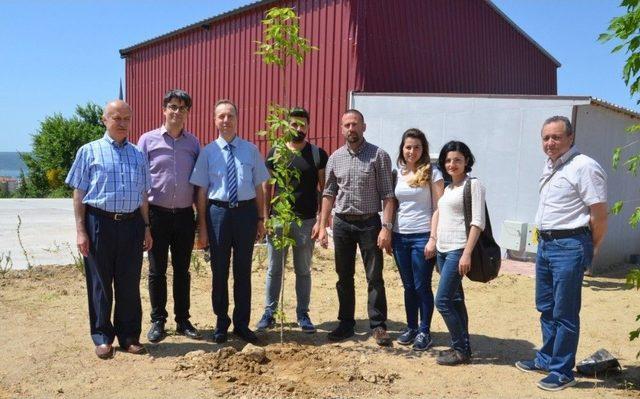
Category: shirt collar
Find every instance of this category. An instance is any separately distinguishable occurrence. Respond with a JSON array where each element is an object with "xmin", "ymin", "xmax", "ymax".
[
  {"xmin": 160, "ymin": 125, "xmax": 185, "ymax": 139},
  {"xmin": 547, "ymin": 146, "xmax": 578, "ymax": 169},
  {"xmin": 216, "ymin": 135, "xmax": 239, "ymax": 149},
  {"xmin": 103, "ymin": 132, "xmax": 128, "ymax": 148},
  {"xmin": 346, "ymin": 138, "xmax": 367, "ymax": 155}
]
